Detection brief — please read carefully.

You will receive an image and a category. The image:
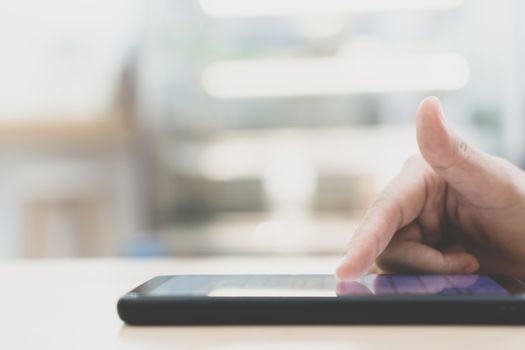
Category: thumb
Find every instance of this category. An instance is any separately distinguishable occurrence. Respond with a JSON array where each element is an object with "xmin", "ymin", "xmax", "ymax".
[{"xmin": 416, "ymin": 96, "xmax": 503, "ymax": 201}]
